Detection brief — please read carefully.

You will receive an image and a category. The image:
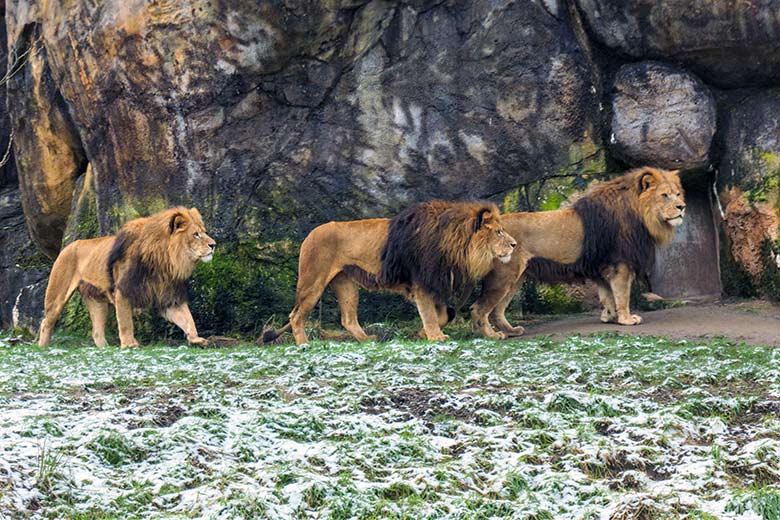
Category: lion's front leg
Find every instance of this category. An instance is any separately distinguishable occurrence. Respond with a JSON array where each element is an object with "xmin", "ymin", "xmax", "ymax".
[
  {"xmin": 162, "ymin": 303, "xmax": 208, "ymax": 346},
  {"xmin": 605, "ymin": 264, "xmax": 642, "ymax": 326},
  {"xmin": 489, "ymin": 274, "xmax": 526, "ymax": 337},
  {"xmin": 413, "ymin": 289, "xmax": 449, "ymax": 341},
  {"xmin": 114, "ymin": 291, "xmax": 140, "ymax": 348},
  {"xmin": 471, "ymin": 256, "xmax": 528, "ymax": 339}
]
